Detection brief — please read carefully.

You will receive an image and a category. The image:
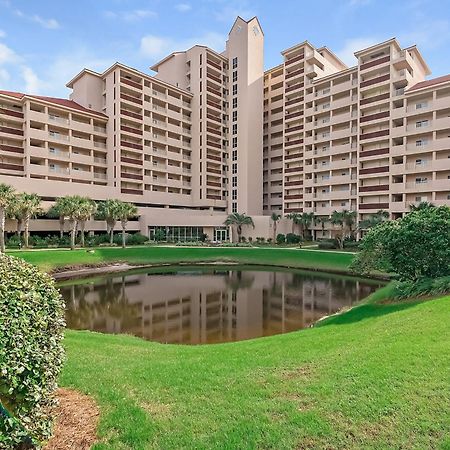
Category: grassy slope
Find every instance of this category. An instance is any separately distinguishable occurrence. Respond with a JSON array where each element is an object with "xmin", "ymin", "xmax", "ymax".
[
  {"xmin": 12, "ymin": 246, "xmax": 354, "ymax": 274},
  {"xmin": 61, "ymin": 296, "xmax": 450, "ymax": 450}
]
